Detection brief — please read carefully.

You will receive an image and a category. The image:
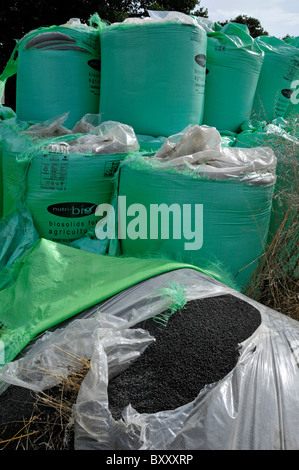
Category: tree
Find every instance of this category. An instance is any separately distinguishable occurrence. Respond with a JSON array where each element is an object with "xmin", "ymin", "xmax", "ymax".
[{"xmin": 218, "ymin": 14, "xmax": 268, "ymax": 38}]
